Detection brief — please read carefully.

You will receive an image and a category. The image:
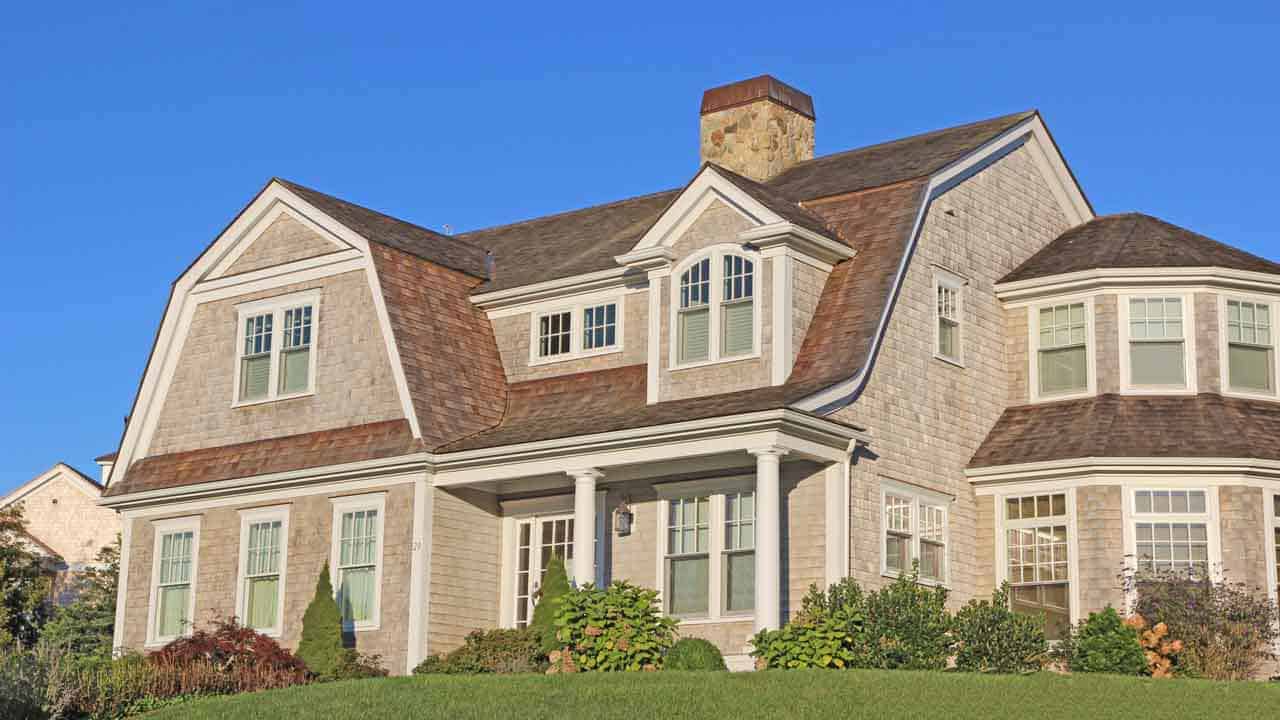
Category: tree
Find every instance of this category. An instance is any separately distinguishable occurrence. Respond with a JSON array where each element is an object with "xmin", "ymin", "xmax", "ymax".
[
  {"xmin": 0, "ymin": 504, "xmax": 53, "ymax": 647},
  {"xmin": 531, "ymin": 554, "xmax": 572, "ymax": 653},
  {"xmin": 39, "ymin": 538, "xmax": 120, "ymax": 660},
  {"xmin": 296, "ymin": 563, "xmax": 344, "ymax": 678}
]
